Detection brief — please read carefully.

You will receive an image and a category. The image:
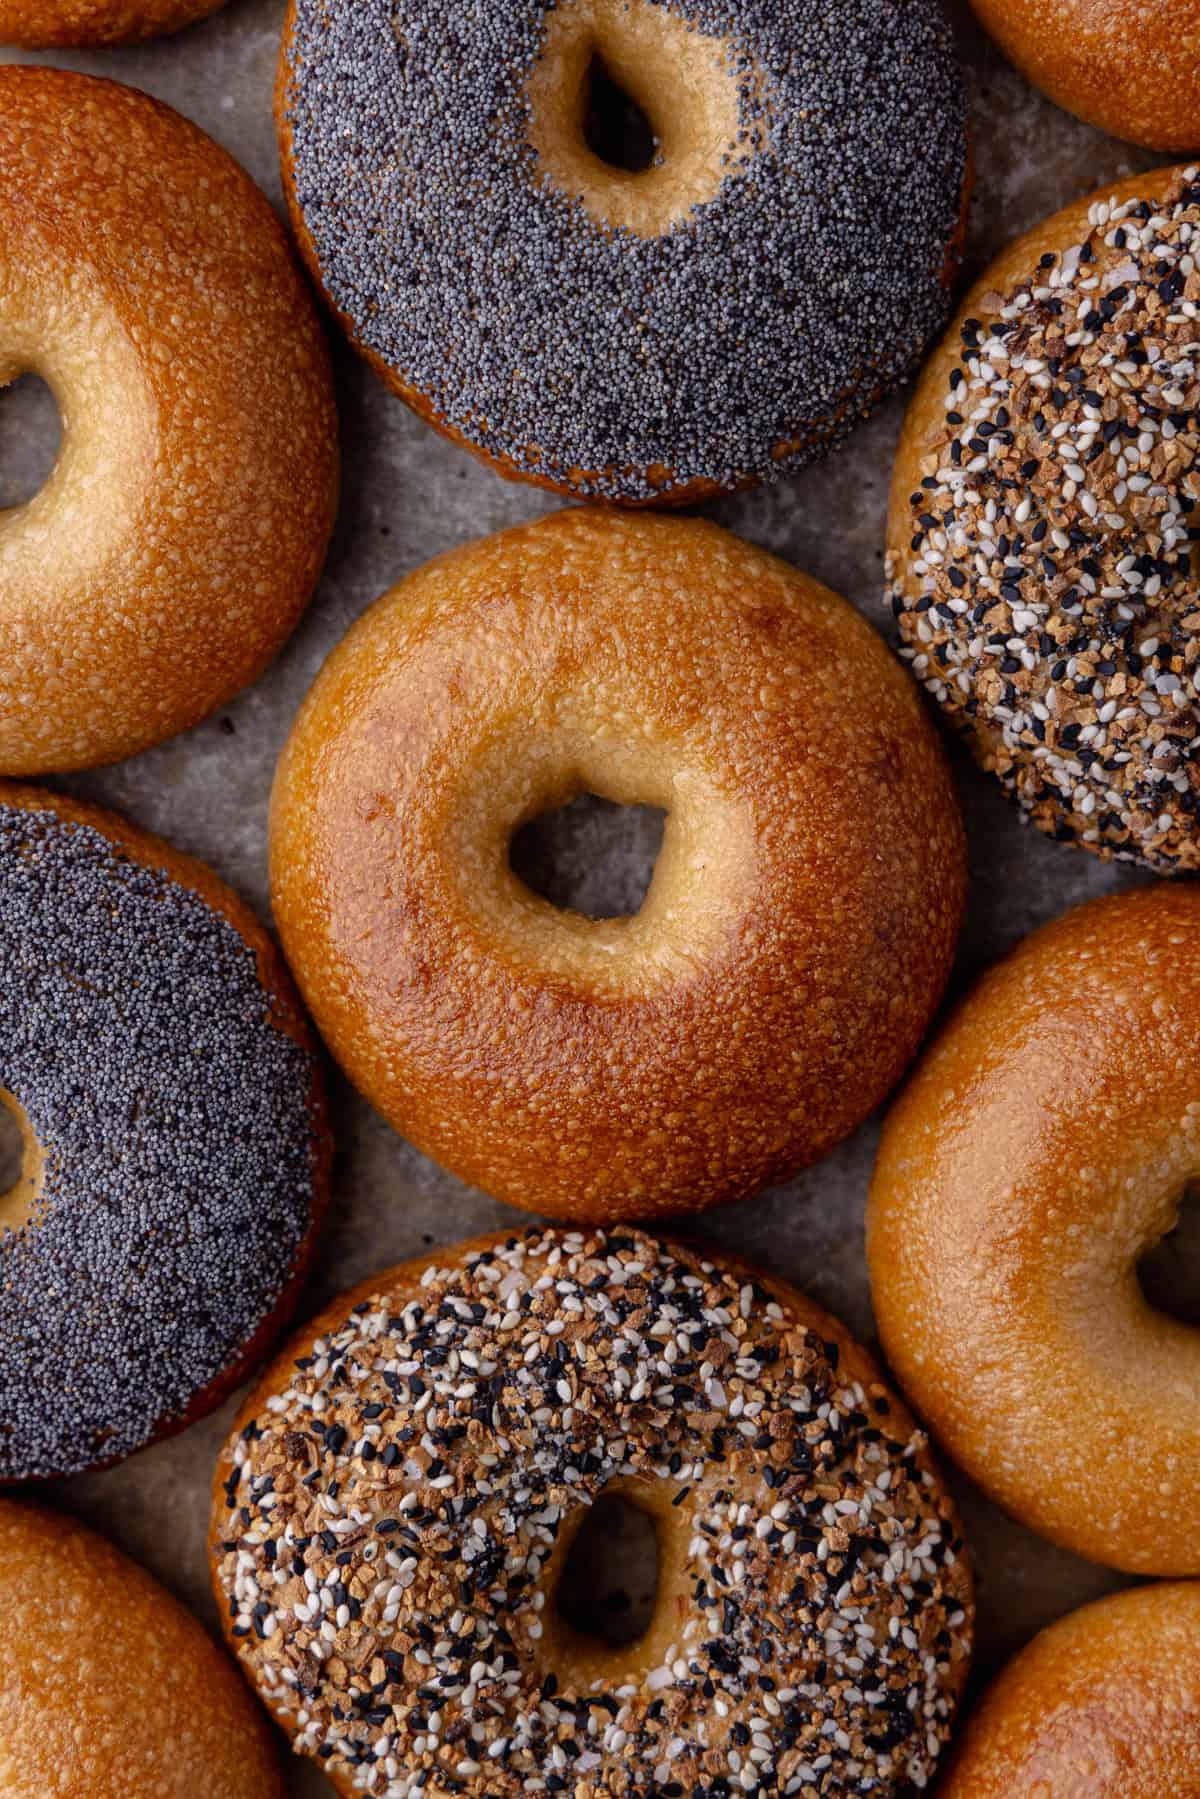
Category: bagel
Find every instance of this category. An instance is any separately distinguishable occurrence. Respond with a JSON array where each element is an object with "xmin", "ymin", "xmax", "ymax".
[
  {"xmin": 0, "ymin": 1497, "xmax": 285, "ymax": 1797},
  {"xmin": 211, "ymin": 1226, "xmax": 974, "ymax": 1798},
  {"xmin": 887, "ymin": 164, "xmax": 1200, "ymax": 872},
  {"xmin": 0, "ymin": 0, "xmax": 223, "ymax": 46},
  {"xmin": 276, "ymin": 0, "xmax": 968, "ymax": 503},
  {"xmin": 940, "ymin": 1582, "xmax": 1200, "ymax": 1796},
  {"xmin": 969, "ymin": 0, "xmax": 1200, "ymax": 152},
  {"xmin": 0, "ymin": 67, "xmax": 338, "ymax": 775},
  {"xmin": 271, "ymin": 509, "xmax": 966, "ymax": 1220},
  {"xmin": 0, "ymin": 783, "xmax": 330, "ymax": 1481},
  {"xmin": 868, "ymin": 884, "xmax": 1200, "ymax": 1574}
]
